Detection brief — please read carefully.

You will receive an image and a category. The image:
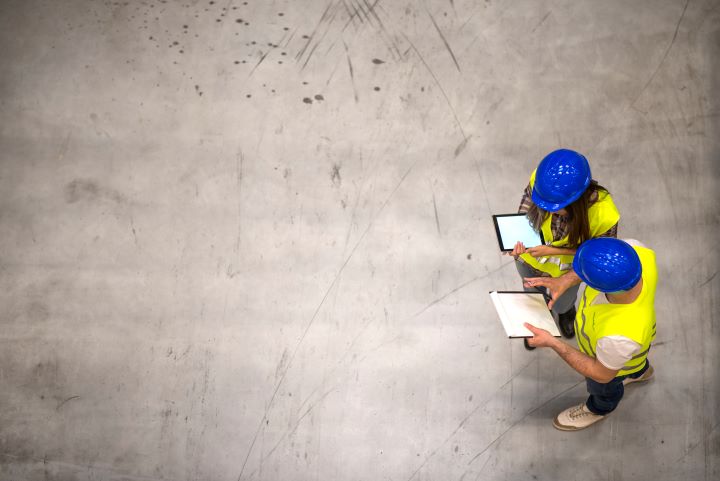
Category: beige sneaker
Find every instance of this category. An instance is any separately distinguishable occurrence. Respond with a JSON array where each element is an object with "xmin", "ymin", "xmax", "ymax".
[
  {"xmin": 553, "ymin": 403, "xmax": 606, "ymax": 431},
  {"xmin": 623, "ymin": 365, "xmax": 654, "ymax": 386}
]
